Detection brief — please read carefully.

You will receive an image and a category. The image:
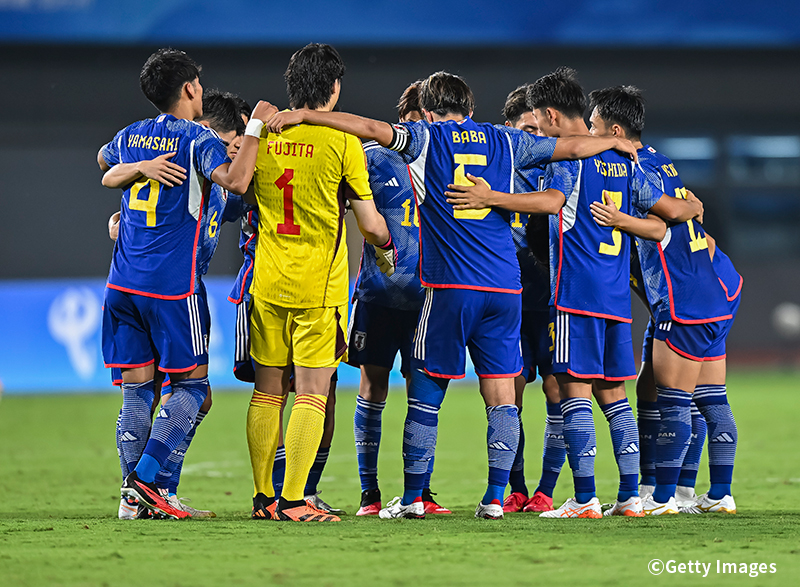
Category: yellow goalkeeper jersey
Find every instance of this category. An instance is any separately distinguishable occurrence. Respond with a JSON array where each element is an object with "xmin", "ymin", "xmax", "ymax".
[{"xmin": 251, "ymin": 120, "xmax": 372, "ymax": 308}]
